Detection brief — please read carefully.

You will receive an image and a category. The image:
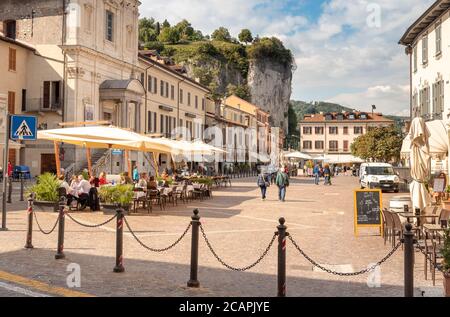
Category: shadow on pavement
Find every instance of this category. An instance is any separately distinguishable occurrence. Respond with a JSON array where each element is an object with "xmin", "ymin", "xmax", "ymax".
[{"xmin": 0, "ymin": 248, "xmax": 407, "ymax": 297}]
